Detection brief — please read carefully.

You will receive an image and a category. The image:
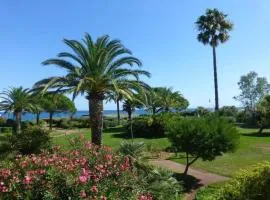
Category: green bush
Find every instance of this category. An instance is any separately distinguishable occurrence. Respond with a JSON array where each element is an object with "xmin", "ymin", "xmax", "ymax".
[
  {"xmin": 57, "ymin": 118, "xmax": 90, "ymax": 129},
  {"xmin": 126, "ymin": 116, "xmax": 165, "ymax": 138},
  {"xmin": 118, "ymin": 141, "xmax": 145, "ymax": 159},
  {"xmin": 219, "ymin": 162, "xmax": 270, "ymax": 200},
  {"xmin": 10, "ymin": 126, "xmax": 51, "ymax": 154},
  {"xmin": 135, "ymin": 161, "xmax": 183, "ymax": 200},
  {"xmin": 195, "ymin": 183, "xmax": 225, "ymax": 200},
  {"xmin": 166, "ymin": 115, "xmax": 240, "ymax": 174},
  {"xmin": 103, "ymin": 117, "xmax": 119, "ymax": 129},
  {"xmin": 0, "ymin": 117, "xmax": 6, "ymax": 126},
  {"xmin": 0, "ymin": 127, "xmax": 12, "ymax": 133}
]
